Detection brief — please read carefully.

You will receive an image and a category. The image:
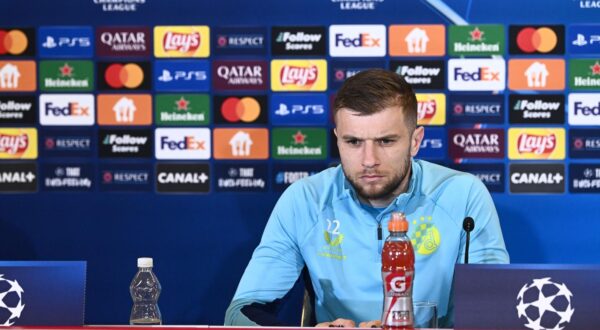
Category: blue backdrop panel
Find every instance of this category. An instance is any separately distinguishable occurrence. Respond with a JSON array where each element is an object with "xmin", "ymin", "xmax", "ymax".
[{"xmin": 0, "ymin": 0, "xmax": 599, "ymax": 326}]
